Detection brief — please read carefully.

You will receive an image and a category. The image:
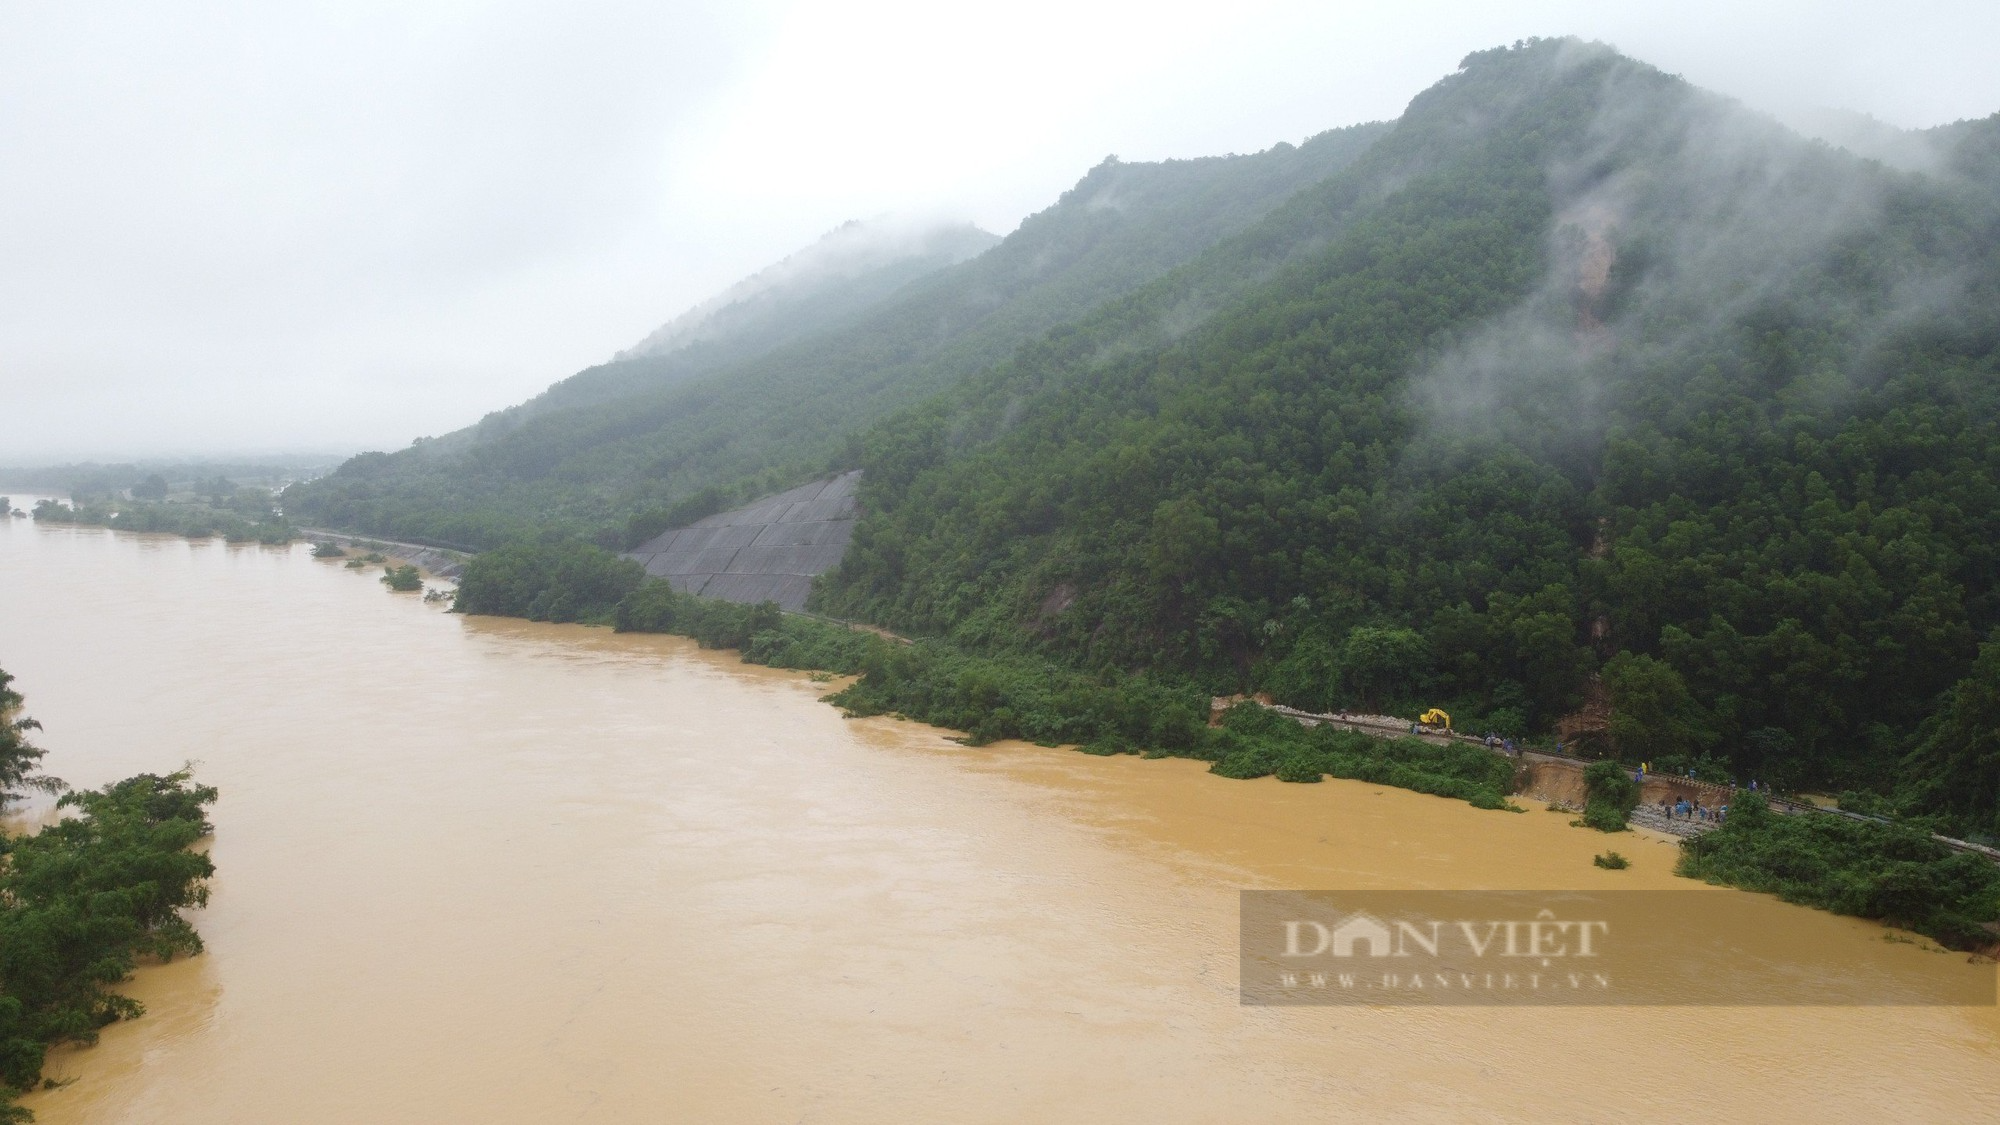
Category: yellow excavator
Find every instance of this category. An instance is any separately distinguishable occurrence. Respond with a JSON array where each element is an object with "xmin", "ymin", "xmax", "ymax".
[{"xmin": 1418, "ymin": 708, "xmax": 1451, "ymax": 730}]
